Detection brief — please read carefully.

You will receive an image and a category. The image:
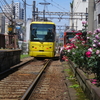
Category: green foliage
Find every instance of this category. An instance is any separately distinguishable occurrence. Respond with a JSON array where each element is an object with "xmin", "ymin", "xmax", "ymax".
[
  {"xmin": 69, "ymin": 84, "xmax": 79, "ymax": 88},
  {"xmin": 63, "ymin": 24, "xmax": 100, "ymax": 81},
  {"xmin": 66, "ymin": 75, "xmax": 75, "ymax": 80},
  {"xmin": 64, "ymin": 69, "xmax": 70, "ymax": 72},
  {"xmin": 20, "ymin": 54, "xmax": 30, "ymax": 59},
  {"xmin": 63, "ymin": 62, "xmax": 89, "ymax": 100}
]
